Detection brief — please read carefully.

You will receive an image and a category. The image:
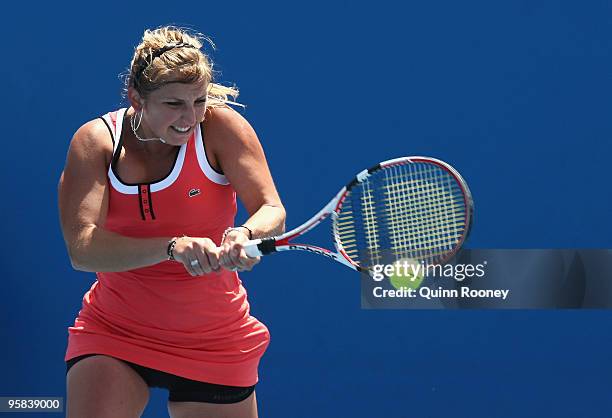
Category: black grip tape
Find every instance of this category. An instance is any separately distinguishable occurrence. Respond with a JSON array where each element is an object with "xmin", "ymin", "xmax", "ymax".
[{"xmin": 258, "ymin": 237, "xmax": 278, "ymax": 255}]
